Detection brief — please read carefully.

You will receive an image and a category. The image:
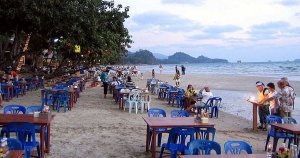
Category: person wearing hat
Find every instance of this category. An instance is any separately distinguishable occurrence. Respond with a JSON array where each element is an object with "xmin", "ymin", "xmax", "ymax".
[{"xmin": 255, "ymin": 81, "xmax": 270, "ymax": 130}]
